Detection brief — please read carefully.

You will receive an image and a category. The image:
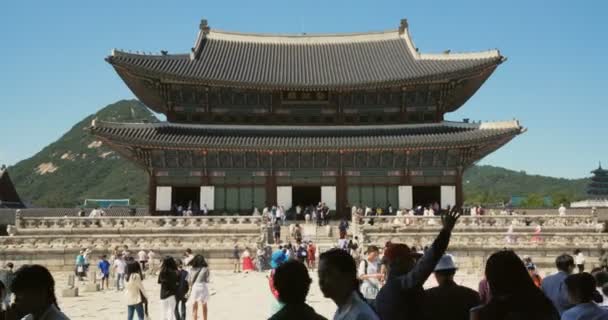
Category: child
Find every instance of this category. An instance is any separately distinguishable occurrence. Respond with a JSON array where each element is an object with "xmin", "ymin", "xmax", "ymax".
[{"xmin": 97, "ymin": 255, "xmax": 111, "ymax": 290}]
